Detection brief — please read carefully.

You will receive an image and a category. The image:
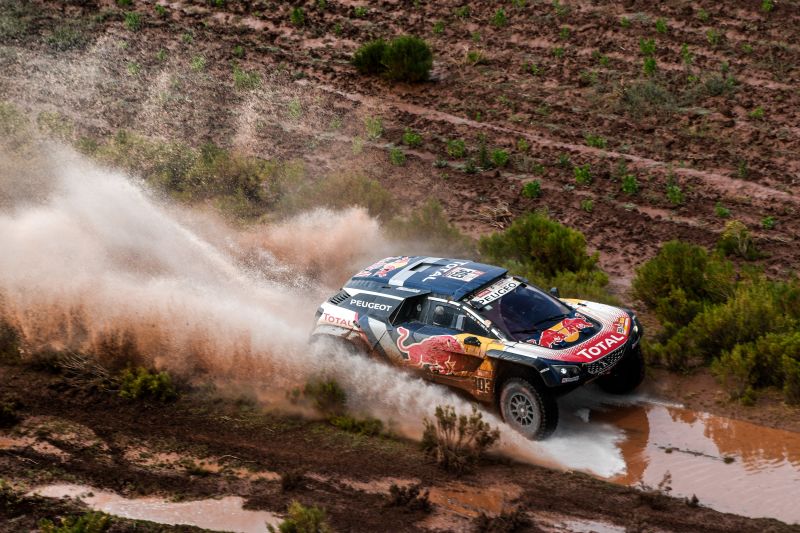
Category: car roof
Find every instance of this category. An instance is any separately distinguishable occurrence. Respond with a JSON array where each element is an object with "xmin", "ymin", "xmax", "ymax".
[{"xmin": 346, "ymin": 256, "xmax": 507, "ymax": 301}]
